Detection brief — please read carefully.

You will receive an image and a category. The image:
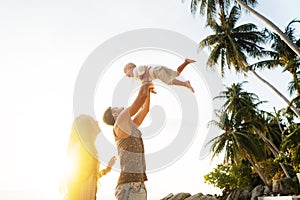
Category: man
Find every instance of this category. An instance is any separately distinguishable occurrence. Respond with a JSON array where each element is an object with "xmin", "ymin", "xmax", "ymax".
[{"xmin": 103, "ymin": 81, "xmax": 151, "ymax": 200}]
